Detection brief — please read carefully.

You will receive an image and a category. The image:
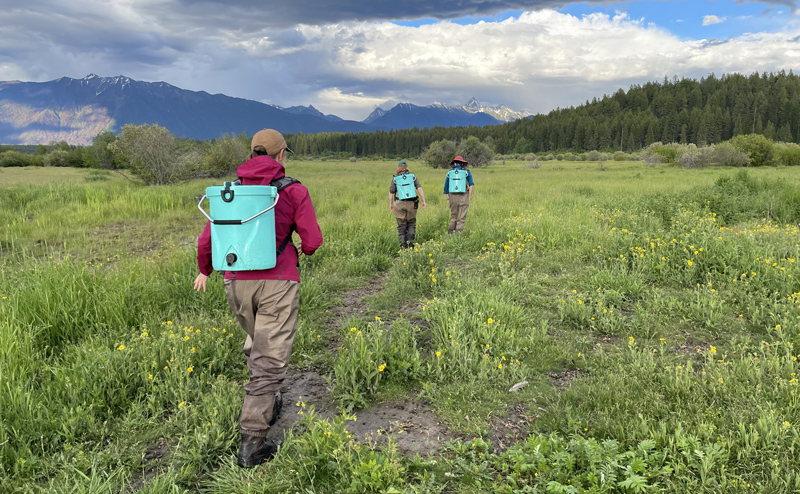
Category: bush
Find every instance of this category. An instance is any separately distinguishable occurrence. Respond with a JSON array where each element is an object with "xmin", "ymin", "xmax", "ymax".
[
  {"xmin": 712, "ymin": 142, "xmax": 749, "ymax": 167},
  {"xmin": 83, "ymin": 131, "xmax": 117, "ymax": 169},
  {"xmin": 676, "ymin": 143, "xmax": 713, "ymax": 169},
  {"xmin": 774, "ymin": 143, "xmax": 800, "ymax": 166},
  {"xmin": 729, "ymin": 133, "xmax": 774, "ymax": 167},
  {"xmin": 199, "ymin": 133, "xmax": 248, "ymax": 178},
  {"xmin": 645, "ymin": 142, "xmax": 680, "ymax": 164},
  {"xmin": 456, "ymin": 136, "xmax": 493, "ymax": 168},
  {"xmin": 111, "ymin": 124, "xmax": 187, "ymax": 185},
  {"xmin": 613, "ymin": 151, "xmax": 627, "ymax": 161},
  {"xmin": 422, "ymin": 139, "xmax": 457, "ymax": 169},
  {"xmin": 586, "ymin": 150, "xmax": 601, "ymax": 162},
  {"xmin": 0, "ymin": 151, "xmax": 43, "ymax": 167}
]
